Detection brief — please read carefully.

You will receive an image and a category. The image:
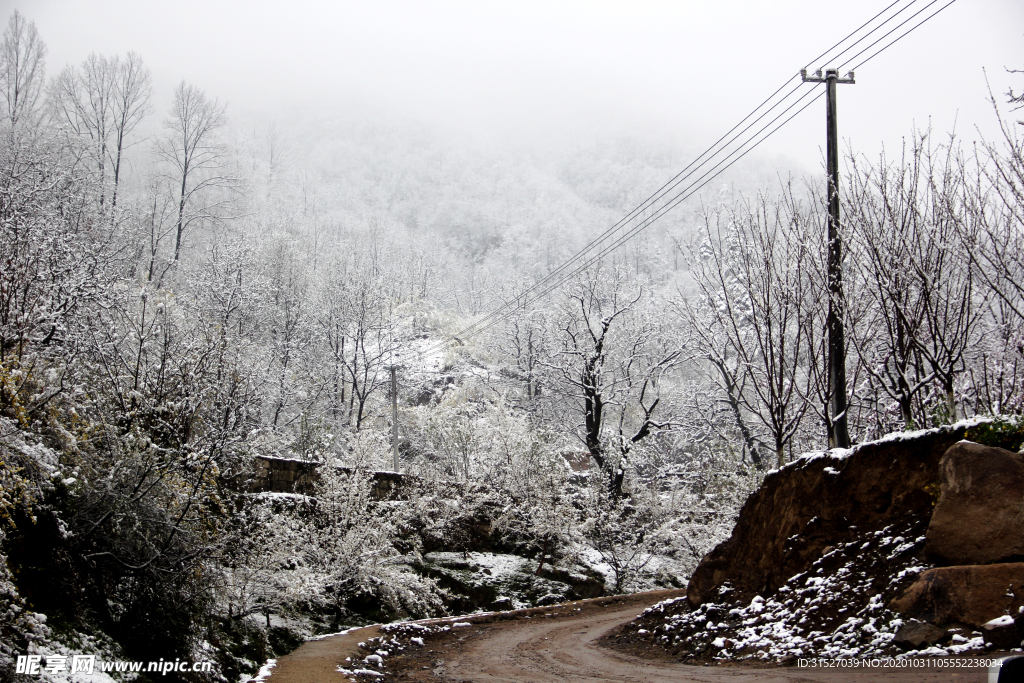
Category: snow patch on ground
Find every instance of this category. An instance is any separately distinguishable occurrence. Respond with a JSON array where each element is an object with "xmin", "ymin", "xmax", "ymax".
[
  {"xmin": 306, "ymin": 626, "xmax": 363, "ymax": 641},
  {"xmin": 249, "ymin": 658, "xmax": 277, "ymax": 682}
]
